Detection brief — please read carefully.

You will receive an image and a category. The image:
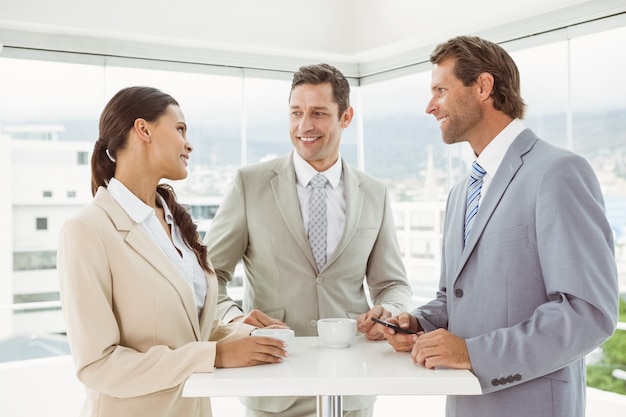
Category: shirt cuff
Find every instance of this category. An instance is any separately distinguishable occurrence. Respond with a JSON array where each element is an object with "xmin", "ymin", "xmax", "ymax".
[{"xmin": 223, "ymin": 305, "xmax": 244, "ymax": 324}]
